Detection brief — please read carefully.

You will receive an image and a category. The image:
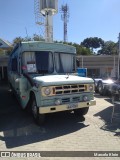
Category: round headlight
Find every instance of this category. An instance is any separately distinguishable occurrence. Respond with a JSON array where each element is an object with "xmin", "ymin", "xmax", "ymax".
[
  {"xmin": 89, "ymin": 85, "xmax": 93, "ymax": 91},
  {"xmin": 83, "ymin": 95, "xmax": 88, "ymax": 101},
  {"xmin": 44, "ymin": 87, "xmax": 51, "ymax": 96}
]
